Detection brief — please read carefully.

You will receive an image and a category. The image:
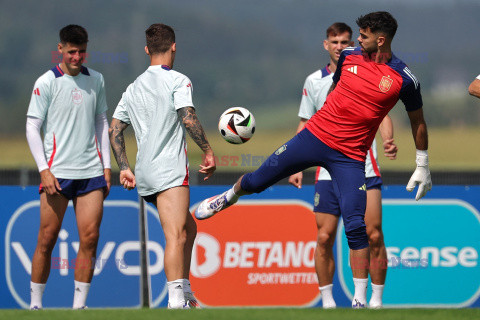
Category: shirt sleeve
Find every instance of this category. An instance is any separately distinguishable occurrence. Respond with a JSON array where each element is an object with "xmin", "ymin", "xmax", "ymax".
[
  {"xmin": 26, "ymin": 116, "xmax": 48, "ymax": 172},
  {"xmin": 96, "ymin": 74, "xmax": 108, "ymax": 115},
  {"xmin": 173, "ymin": 75, "xmax": 194, "ymax": 110},
  {"xmin": 476, "ymin": 74, "xmax": 480, "ymax": 80},
  {"xmin": 26, "ymin": 76, "xmax": 51, "ymax": 120},
  {"xmin": 297, "ymin": 77, "xmax": 317, "ymax": 119},
  {"xmin": 112, "ymin": 92, "xmax": 131, "ymax": 124},
  {"xmin": 400, "ymin": 67, "xmax": 423, "ymax": 111},
  {"xmin": 95, "ymin": 112, "xmax": 111, "ymax": 169}
]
